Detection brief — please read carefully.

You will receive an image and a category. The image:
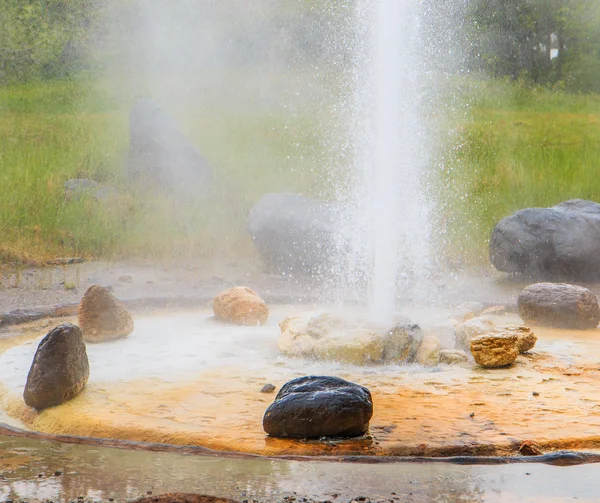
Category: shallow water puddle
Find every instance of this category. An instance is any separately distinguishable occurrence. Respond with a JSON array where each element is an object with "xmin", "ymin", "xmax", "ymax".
[{"xmin": 1, "ymin": 434, "xmax": 600, "ymax": 503}]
